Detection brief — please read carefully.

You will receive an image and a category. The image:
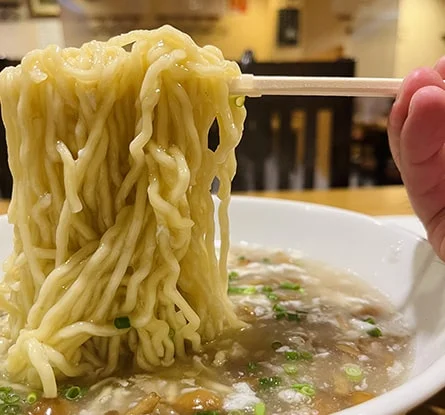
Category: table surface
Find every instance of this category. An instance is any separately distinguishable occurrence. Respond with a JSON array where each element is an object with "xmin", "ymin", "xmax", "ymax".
[
  {"xmin": 237, "ymin": 185, "xmax": 414, "ymax": 216},
  {"xmin": 1, "ymin": 186, "xmax": 442, "ymax": 414}
]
